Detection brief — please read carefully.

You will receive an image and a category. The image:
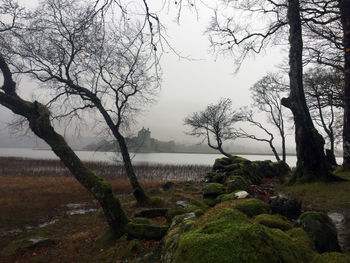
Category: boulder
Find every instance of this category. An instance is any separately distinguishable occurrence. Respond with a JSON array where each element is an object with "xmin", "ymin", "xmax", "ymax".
[
  {"xmin": 162, "ymin": 203, "xmax": 315, "ymax": 263},
  {"xmin": 226, "ymin": 176, "xmax": 249, "ymax": 193},
  {"xmin": 202, "ymin": 183, "xmax": 224, "ymax": 198},
  {"xmin": 269, "ymin": 193, "xmax": 301, "ymax": 218},
  {"xmin": 297, "ymin": 211, "xmax": 340, "ymax": 253},
  {"xmin": 176, "ymin": 201, "xmax": 189, "ymax": 208}
]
